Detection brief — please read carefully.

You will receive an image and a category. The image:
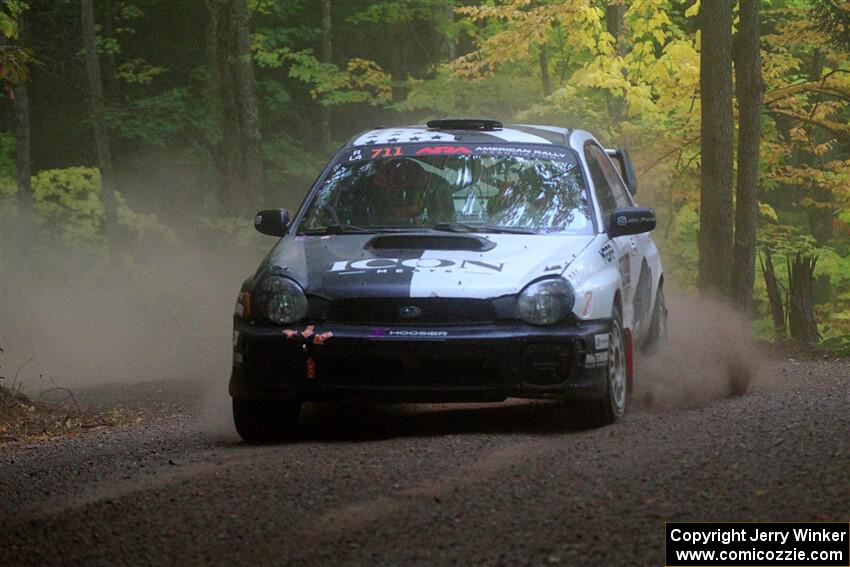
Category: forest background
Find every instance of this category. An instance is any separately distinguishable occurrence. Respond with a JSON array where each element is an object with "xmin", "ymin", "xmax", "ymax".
[{"xmin": 1, "ymin": 0, "xmax": 849, "ymax": 378}]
